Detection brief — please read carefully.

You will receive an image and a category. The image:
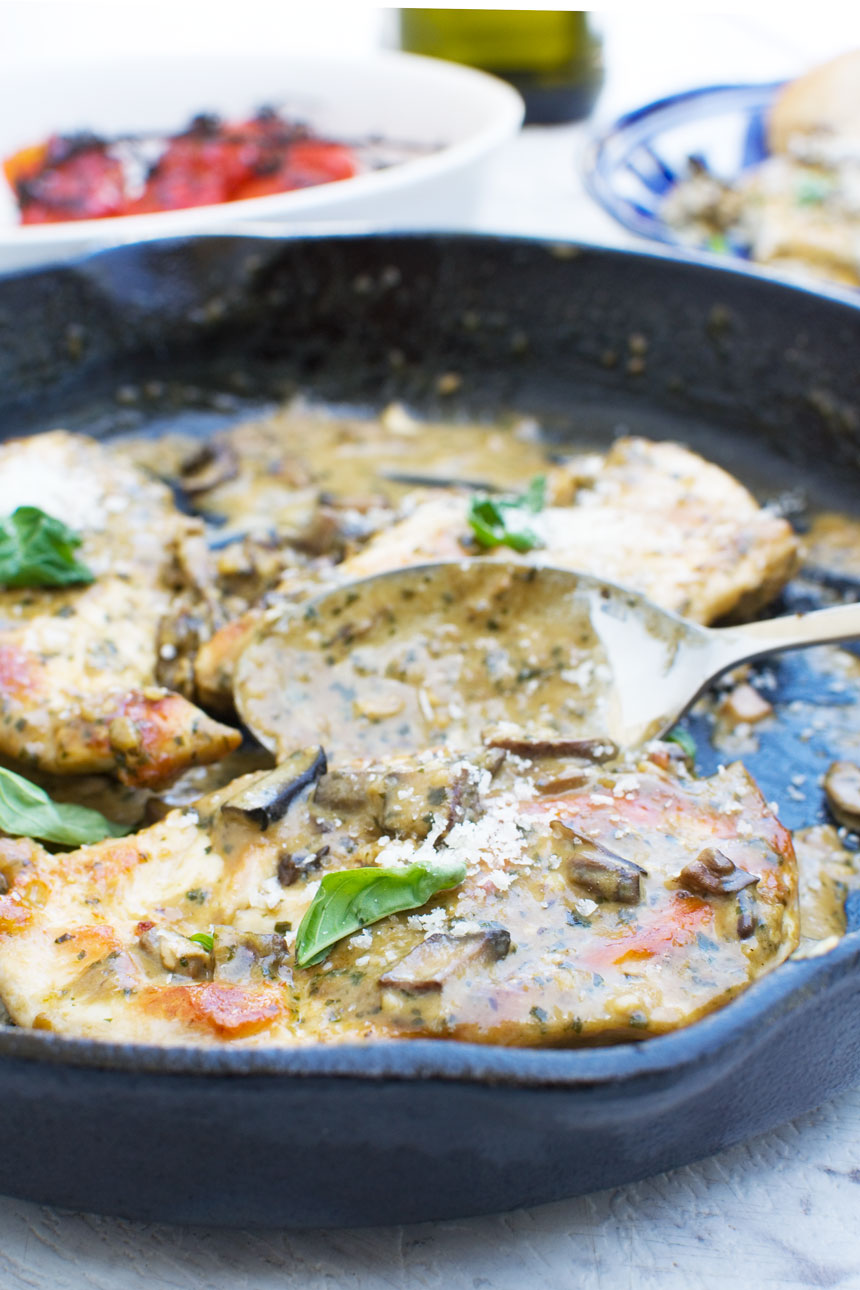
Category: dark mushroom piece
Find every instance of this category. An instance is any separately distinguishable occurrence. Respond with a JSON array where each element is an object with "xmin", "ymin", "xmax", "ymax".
[
  {"xmin": 287, "ymin": 506, "xmax": 347, "ymax": 558},
  {"xmin": 536, "ymin": 770, "xmax": 590, "ymax": 795},
  {"xmin": 379, "ymin": 927, "xmax": 511, "ymax": 993},
  {"xmin": 312, "ymin": 753, "xmax": 501, "ymax": 835},
  {"xmin": 736, "ymin": 887, "xmax": 757, "ymax": 939},
  {"xmin": 312, "ymin": 768, "xmax": 379, "ymax": 816},
  {"xmin": 484, "ymin": 730, "xmax": 618, "ymax": 762},
  {"xmin": 277, "ymin": 844, "xmax": 330, "ymax": 887},
  {"xmin": 212, "ymin": 928, "xmax": 291, "ymax": 984},
  {"xmin": 139, "ymin": 927, "xmax": 213, "ymax": 979},
  {"xmin": 551, "ymin": 820, "xmax": 646, "ymax": 904},
  {"xmin": 824, "ymin": 760, "xmax": 860, "ymax": 832},
  {"xmin": 221, "ymin": 746, "xmax": 327, "ymax": 830},
  {"xmin": 380, "ymin": 765, "xmax": 481, "ymax": 842},
  {"xmin": 179, "ymin": 439, "xmax": 239, "ymax": 496},
  {"xmin": 675, "ymin": 847, "xmax": 759, "ymax": 897}
]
